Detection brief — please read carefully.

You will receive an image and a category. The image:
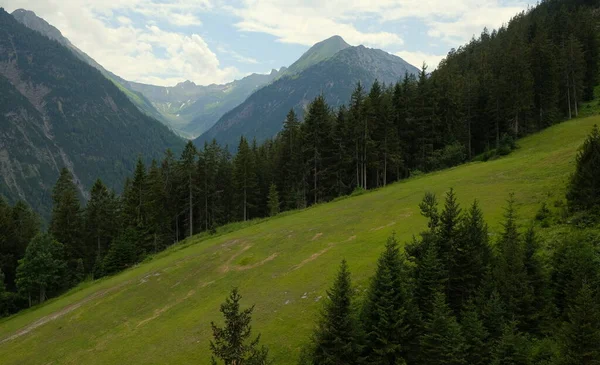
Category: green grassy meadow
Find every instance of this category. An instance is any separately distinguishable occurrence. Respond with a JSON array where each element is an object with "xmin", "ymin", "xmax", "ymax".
[{"xmin": 0, "ymin": 115, "xmax": 597, "ymax": 364}]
